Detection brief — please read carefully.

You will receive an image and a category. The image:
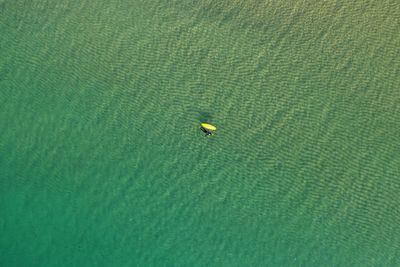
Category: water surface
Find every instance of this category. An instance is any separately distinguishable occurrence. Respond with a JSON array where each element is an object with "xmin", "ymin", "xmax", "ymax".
[{"xmin": 1, "ymin": 0, "xmax": 400, "ymax": 266}]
